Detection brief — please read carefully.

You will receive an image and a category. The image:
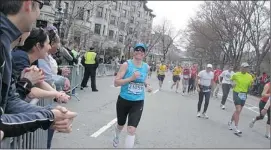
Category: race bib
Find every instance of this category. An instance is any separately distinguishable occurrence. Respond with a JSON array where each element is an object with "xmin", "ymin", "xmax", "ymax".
[
  {"xmin": 128, "ymin": 82, "xmax": 144, "ymax": 95},
  {"xmin": 238, "ymin": 93, "xmax": 247, "ymax": 101}
]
